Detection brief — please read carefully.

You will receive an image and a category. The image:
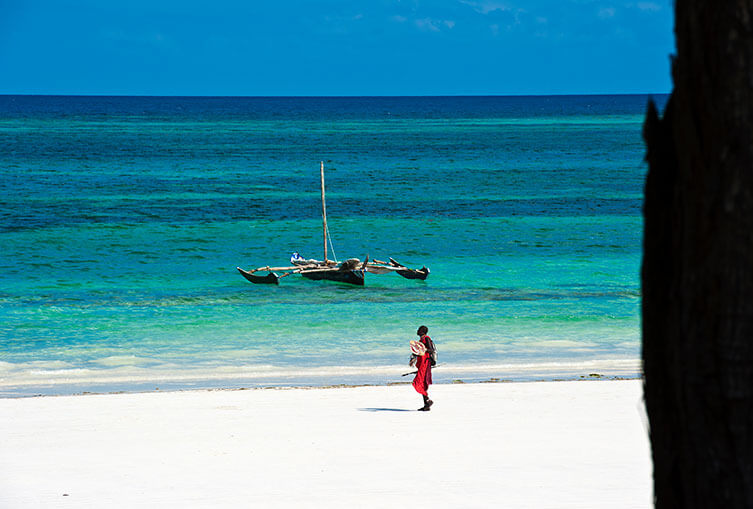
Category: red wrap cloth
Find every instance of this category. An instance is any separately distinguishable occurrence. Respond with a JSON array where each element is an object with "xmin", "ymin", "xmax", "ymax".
[{"xmin": 412, "ymin": 335, "xmax": 433, "ymax": 396}]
